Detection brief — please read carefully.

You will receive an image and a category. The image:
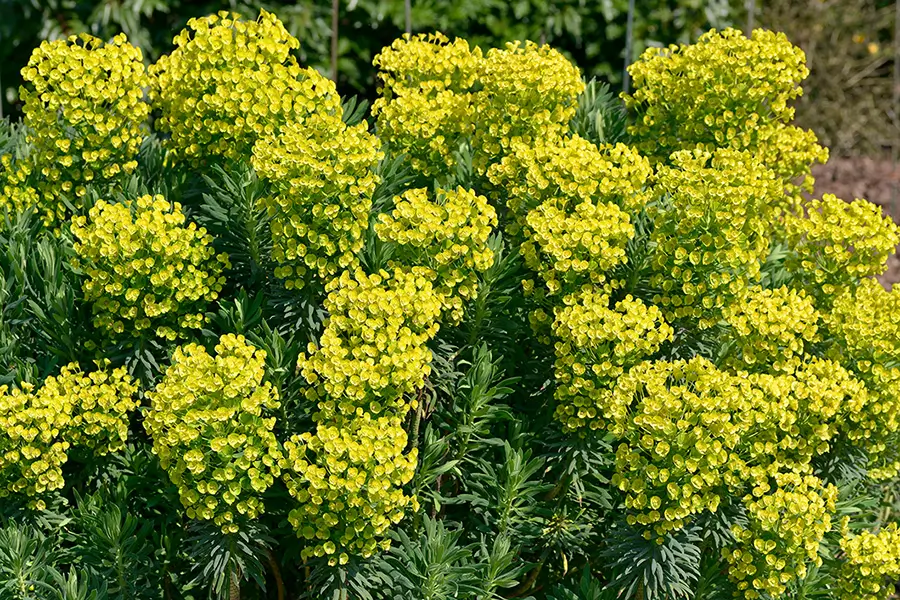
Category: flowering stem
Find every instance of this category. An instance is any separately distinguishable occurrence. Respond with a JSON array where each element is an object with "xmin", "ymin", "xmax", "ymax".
[
  {"xmin": 267, "ymin": 550, "xmax": 286, "ymax": 600},
  {"xmin": 229, "ymin": 571, "xmax": 240, "ymax": 600},
  {"xmin": 410, "ymin": 390, "xmax": 424, "ymax": 451}
]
